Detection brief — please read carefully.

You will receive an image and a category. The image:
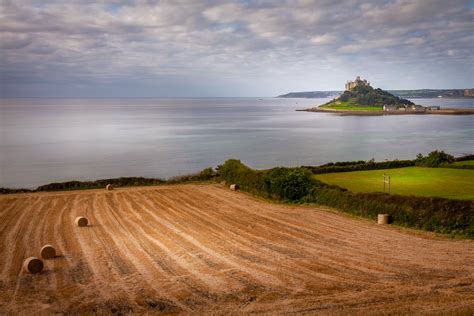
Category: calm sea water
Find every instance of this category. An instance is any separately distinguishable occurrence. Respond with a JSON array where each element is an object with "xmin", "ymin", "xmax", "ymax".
[{"xmin": 1, "ymin": 97, "xmax": 473, "ymax": 188}]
